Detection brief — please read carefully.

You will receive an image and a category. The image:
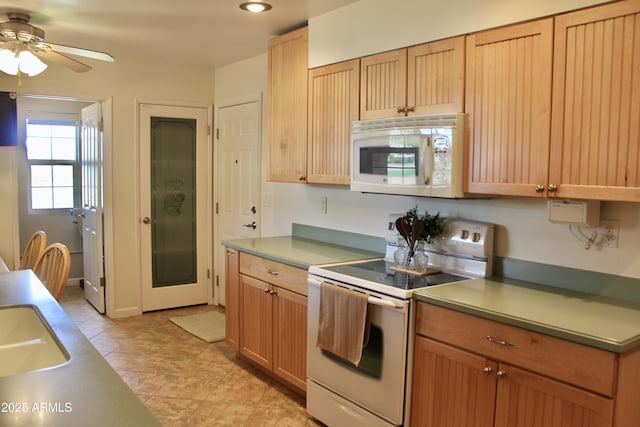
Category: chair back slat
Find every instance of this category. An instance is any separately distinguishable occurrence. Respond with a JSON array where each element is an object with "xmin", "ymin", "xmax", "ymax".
[
  {"xmin": 19, "ymin": 230, "xmax": 47, "ymax": 270},
  {"xmin": 33, "ymin": 243, "xmax": 71, "ymax": 301}
]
